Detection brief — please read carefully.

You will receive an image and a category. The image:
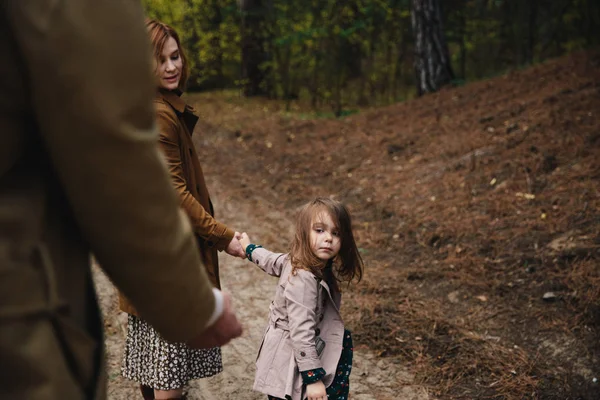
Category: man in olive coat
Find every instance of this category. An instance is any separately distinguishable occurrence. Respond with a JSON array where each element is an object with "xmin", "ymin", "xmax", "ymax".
[{"xmin": 0, "ymin": 1, "xmax": 242, "ymax": 399}]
